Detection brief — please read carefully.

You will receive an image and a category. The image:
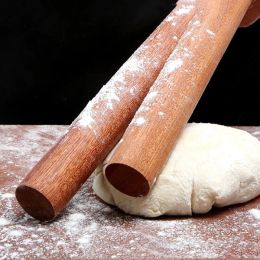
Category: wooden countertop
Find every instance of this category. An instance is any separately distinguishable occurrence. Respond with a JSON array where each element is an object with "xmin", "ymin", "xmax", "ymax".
[{"xmin": 0, "ymin": 125, "xmax": 259, "ymax": 259}]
